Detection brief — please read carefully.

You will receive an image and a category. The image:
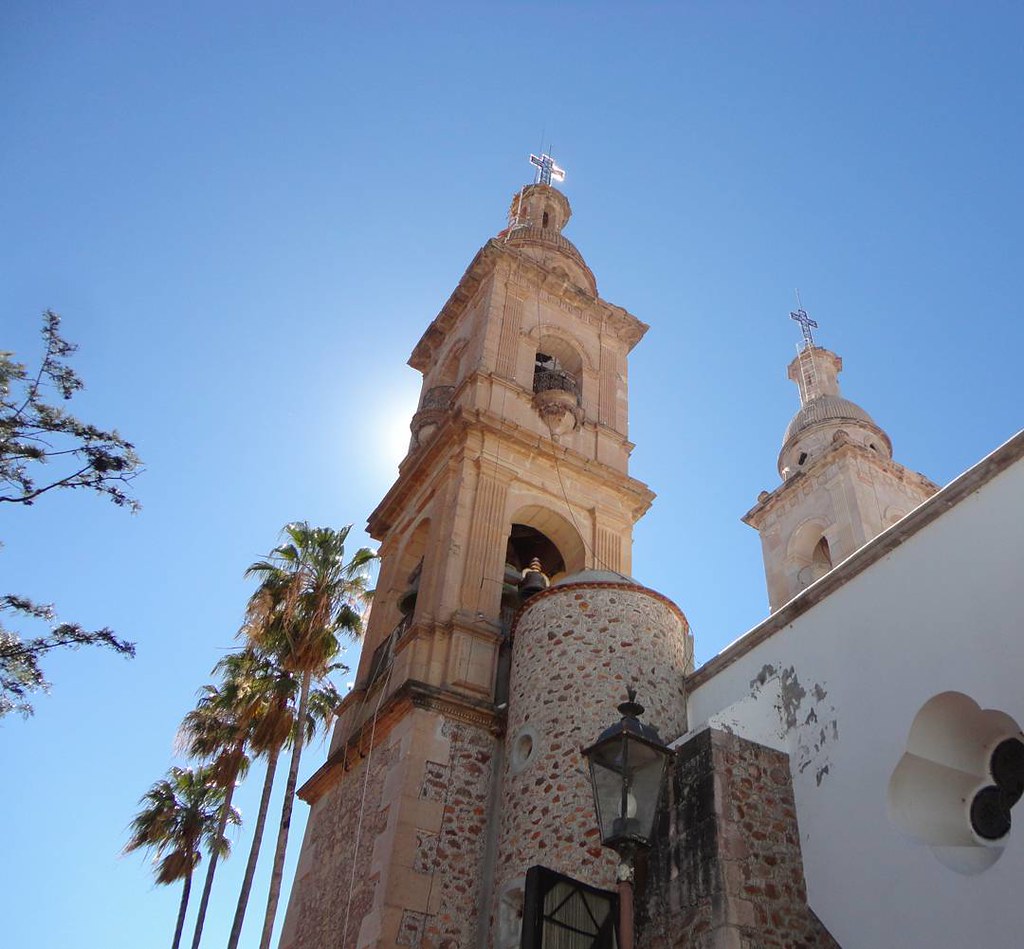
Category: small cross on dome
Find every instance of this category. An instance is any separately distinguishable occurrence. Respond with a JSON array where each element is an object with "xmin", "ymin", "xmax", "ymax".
[
  {"xmin": 530, "ymin": 152, "xmax": 565, "ymax": 186},
  {"xmin": 790, "ymin": 307, "xmax": 818, "ymax": 349}
]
